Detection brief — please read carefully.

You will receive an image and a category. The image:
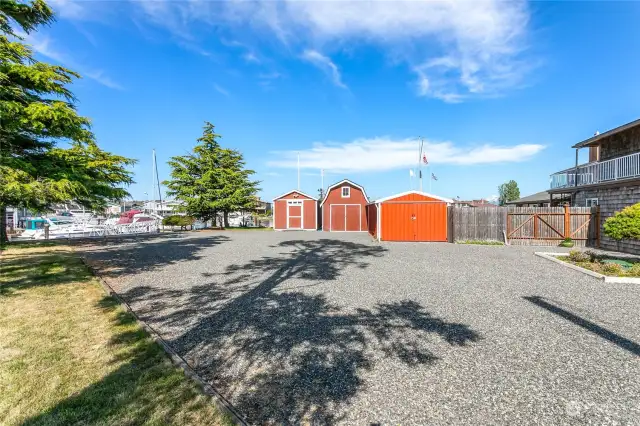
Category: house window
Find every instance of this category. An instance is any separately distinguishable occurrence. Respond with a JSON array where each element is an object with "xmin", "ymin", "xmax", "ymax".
[
  {"xmin": 341, "ymin": 187, "xmax": 350, "ymax": 198},
  {"xmin": 586, "ymin": 198, "xmax": 598, "ymax": 207}
]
